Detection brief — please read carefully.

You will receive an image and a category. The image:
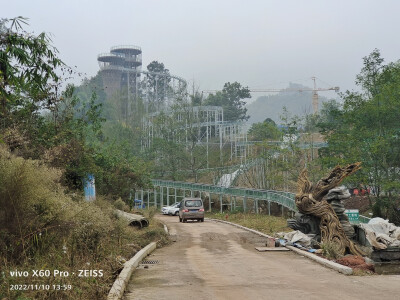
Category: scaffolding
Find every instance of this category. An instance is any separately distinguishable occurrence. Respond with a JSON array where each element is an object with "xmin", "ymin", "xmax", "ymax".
[
  {"xmin": 141, "ymin": 105, "xmax": 249, "ymax": 165},
  {"xmin": 97, "ymin": 45, "xmax": 248, "ymax": 166}
]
